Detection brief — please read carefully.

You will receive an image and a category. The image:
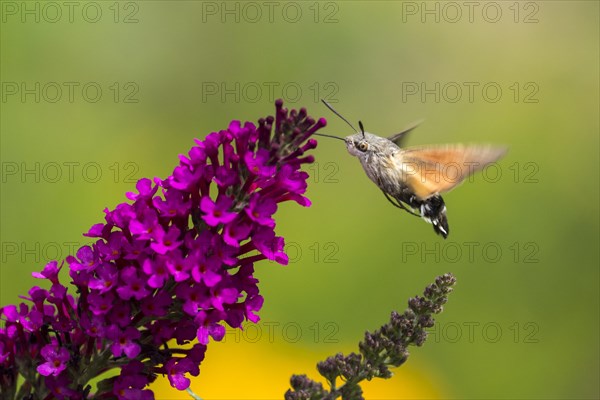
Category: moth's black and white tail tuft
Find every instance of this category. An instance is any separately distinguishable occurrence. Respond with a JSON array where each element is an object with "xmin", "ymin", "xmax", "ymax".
[{"xmin": 420, "ymin": 196, "xmax": 450, "ymax": 239}]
